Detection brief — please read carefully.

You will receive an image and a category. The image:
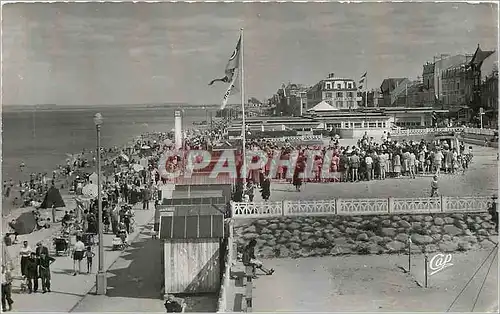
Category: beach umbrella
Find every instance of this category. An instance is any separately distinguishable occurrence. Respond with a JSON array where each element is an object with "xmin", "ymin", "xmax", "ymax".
[
  {"xmin": 141, "ymin": 145, "xmax": 151, "ymax": 150},
  {"xmin": 132, "ymin": 164, "xmax": 144, "ymax": 172},
  {"xmin": 82, "ymin": 183, "xmax": 99, "ymax": 198},
  {"xmin": 163, "ymin": 139, "xmax": 173, "ymax": 146}
]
